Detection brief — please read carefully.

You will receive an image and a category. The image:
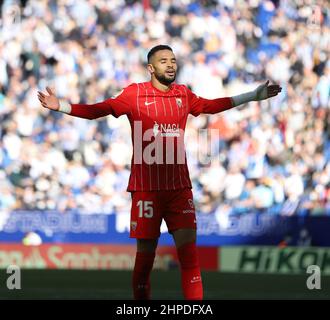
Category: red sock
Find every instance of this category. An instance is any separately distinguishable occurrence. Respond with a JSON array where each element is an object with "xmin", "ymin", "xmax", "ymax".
[
  {"xmin": 132, "ymin": 251, "xmax": 155, "ymax": 300},
  {"xmin": 177, "ymin": 242, "xmax": 203, "ymax": 300}
]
